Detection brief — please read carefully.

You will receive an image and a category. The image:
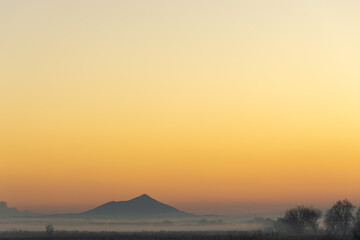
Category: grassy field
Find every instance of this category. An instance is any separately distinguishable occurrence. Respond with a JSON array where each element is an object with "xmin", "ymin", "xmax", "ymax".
[{"xmin": 0, "ymin": 231, "xmax": 353, "ymax": 240}]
